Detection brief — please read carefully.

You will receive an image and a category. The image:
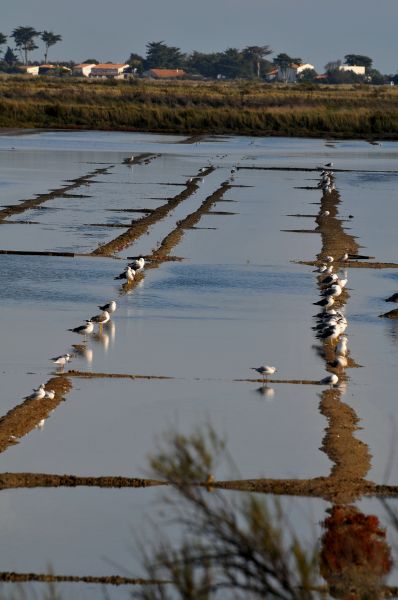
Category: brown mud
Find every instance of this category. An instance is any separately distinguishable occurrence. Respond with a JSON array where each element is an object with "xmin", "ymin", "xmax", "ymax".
[
  {"xmin": 91, "ymin": 166, "xmax": 214, "ymax": 256},
  {"xmin": 0, "ymin": 167, "xmax": 112, "ymax": 224},
  {"xmin": 379, "ymin": 308, "xmax": 398, "ymax": 319},
  {"xmin": 66, "ymin": 370, "xmax": 174, "ymax": 380},
  {"xmin": 0, "ymin": 571, "xmax": 168, "ymax": 586},
  {"xmin": 0, "ymin": 376, "xmax": 71, "ymax": 454}
]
